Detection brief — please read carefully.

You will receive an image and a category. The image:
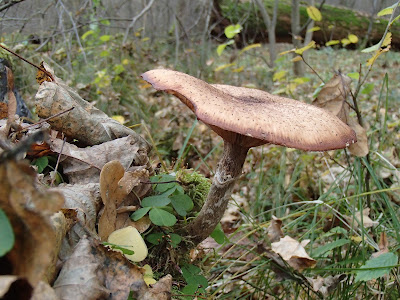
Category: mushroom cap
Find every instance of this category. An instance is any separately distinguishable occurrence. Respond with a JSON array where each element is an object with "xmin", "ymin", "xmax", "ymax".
[{"xmin": 141, "ymin": 69, "xmax": 356, "ymax": 151}]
